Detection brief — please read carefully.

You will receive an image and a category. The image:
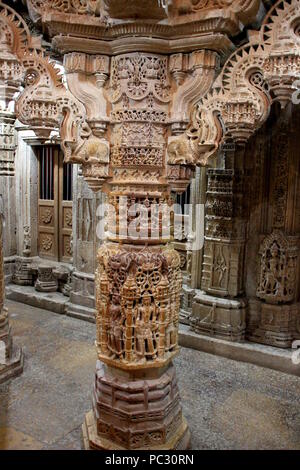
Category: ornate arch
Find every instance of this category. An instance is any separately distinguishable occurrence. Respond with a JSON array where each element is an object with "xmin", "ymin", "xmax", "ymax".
[
  {"xmin": 0, "ymin": 2, "xmax": 31, "ymax": 54},
  {"xmin": 0, "ymin": 5, "xmax": 106, "ymax": 170},
  {"xmin": 172, "ymin": 0, "xmax": 300, "ymax": 166},
  {"xmin": 0, "ymin": 1, "xmax": 33, "ymax": 105}
]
